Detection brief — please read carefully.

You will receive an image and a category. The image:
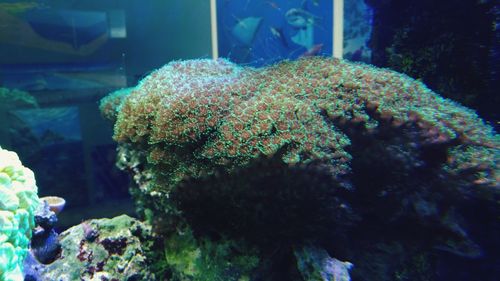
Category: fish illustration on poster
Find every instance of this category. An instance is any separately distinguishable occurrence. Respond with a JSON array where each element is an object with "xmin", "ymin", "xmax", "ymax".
[{"xmin": 218, "ymin": 0, "xmax": 373, "ymax": 66}]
